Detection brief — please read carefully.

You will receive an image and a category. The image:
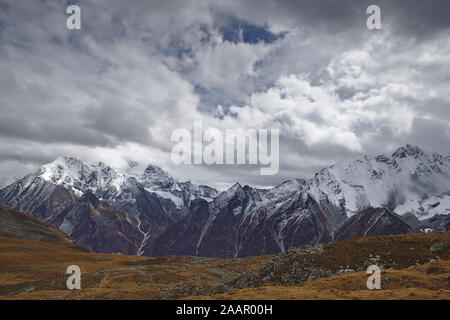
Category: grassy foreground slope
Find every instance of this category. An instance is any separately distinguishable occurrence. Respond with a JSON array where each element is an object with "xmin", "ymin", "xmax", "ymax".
[
  {"xmin": 229, "ymin": 232, "xmax": 449, "ymax": 288},
  {"xmin": 187, "ymin": 260, "xmax": 449, "ymax": 300},
  {"xmin": 0, "ymin": 237, "xmax": 271, "ymax": 300},
  {"xmin": 186, "ymin": 232, "xmax": 449, "ymax": 300},
  {"xmin": 0, "ymin": 204, "xmax": 80, "ymax": 248}
]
